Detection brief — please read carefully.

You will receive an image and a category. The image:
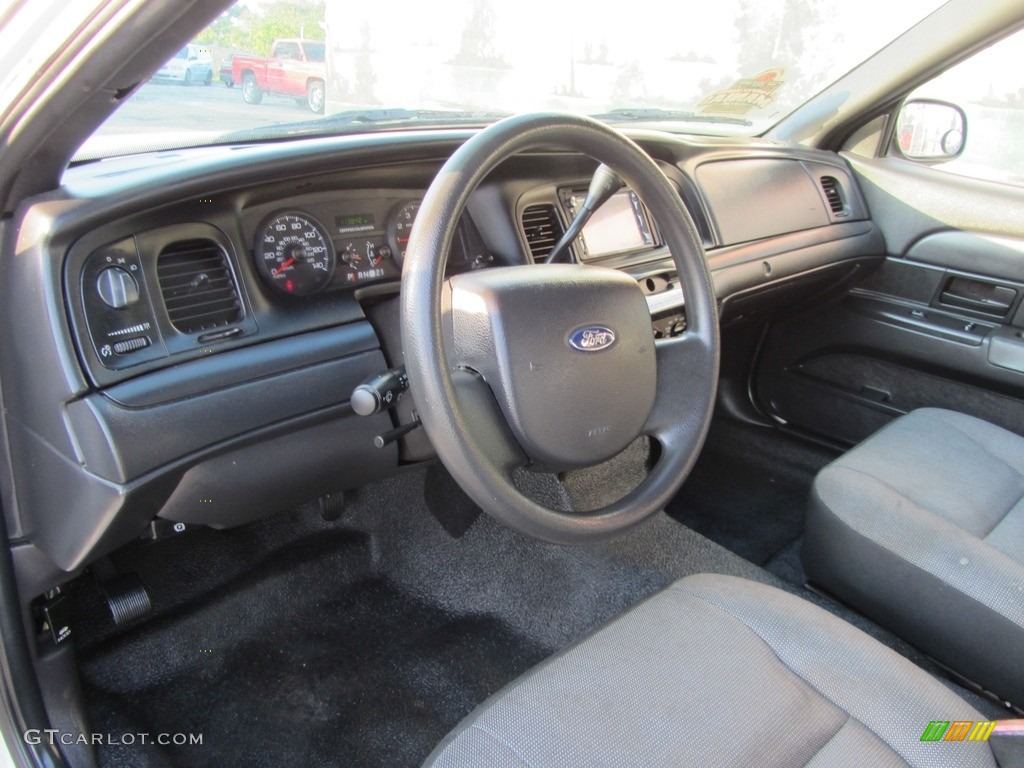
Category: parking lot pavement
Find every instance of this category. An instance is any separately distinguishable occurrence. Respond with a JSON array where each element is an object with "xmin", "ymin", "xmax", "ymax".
[{"xmin": 97, "ymin": 80, "xmax": 313, "ymax": 138}]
